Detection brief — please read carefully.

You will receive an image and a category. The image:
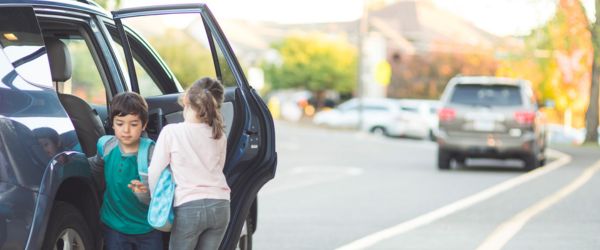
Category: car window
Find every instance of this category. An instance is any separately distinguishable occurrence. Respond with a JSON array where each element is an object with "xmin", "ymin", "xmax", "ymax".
[
  {"xmin": 338, "ymin": 100, "xmax": 357, "ymax": 111},
  {"xmin": 59, "ymin": 37, "xmax": 107, "ymax": 105},
  {"xmin": 400, "ymin": 105, "xmax": 419, "ymax": 113},
  {"xmin": 116, "ymin": 14, "xmax": 222, "ymax": 90},
  {"xmin": 0, "ymin": 7, "xmax": 77, "ymax": 176},
  {"xmin": 108, "ymin": 37, "xmax": 163, "ymax": 97},
  {"xmin": 0, "ymin": 9, "xmax": 52, "ymax": 89},
  {"xmin": 429, "ymin": 107, "xmax": 438, "ymax": 114},
  {"xmin": 365, "ymin": 105, "xmax": 389, "ymax": 112},
  {"xmin": 450, "ymin": 84, "xmax": 522, "ymax": 107},
  {"xmin": 210, "ymin": 30, "xmax": 237, "ymax": 88}
]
